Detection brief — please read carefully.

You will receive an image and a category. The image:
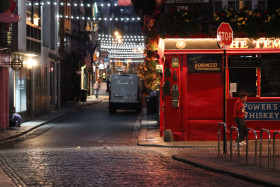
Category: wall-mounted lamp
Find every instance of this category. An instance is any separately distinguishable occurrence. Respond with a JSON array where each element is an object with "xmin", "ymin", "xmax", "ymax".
[{"xmin": 26, "ymin": 59, "xmax": 37, "ymax": 69}]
